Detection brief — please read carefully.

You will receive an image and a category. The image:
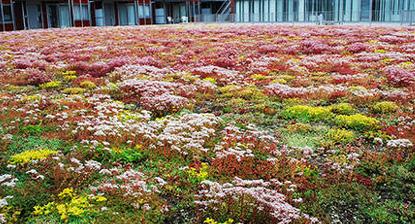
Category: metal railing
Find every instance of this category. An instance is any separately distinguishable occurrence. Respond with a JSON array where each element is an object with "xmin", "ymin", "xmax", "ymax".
[{"xmin": 195, "ymin": 14, "xmax": 236, "ymax": 23}]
